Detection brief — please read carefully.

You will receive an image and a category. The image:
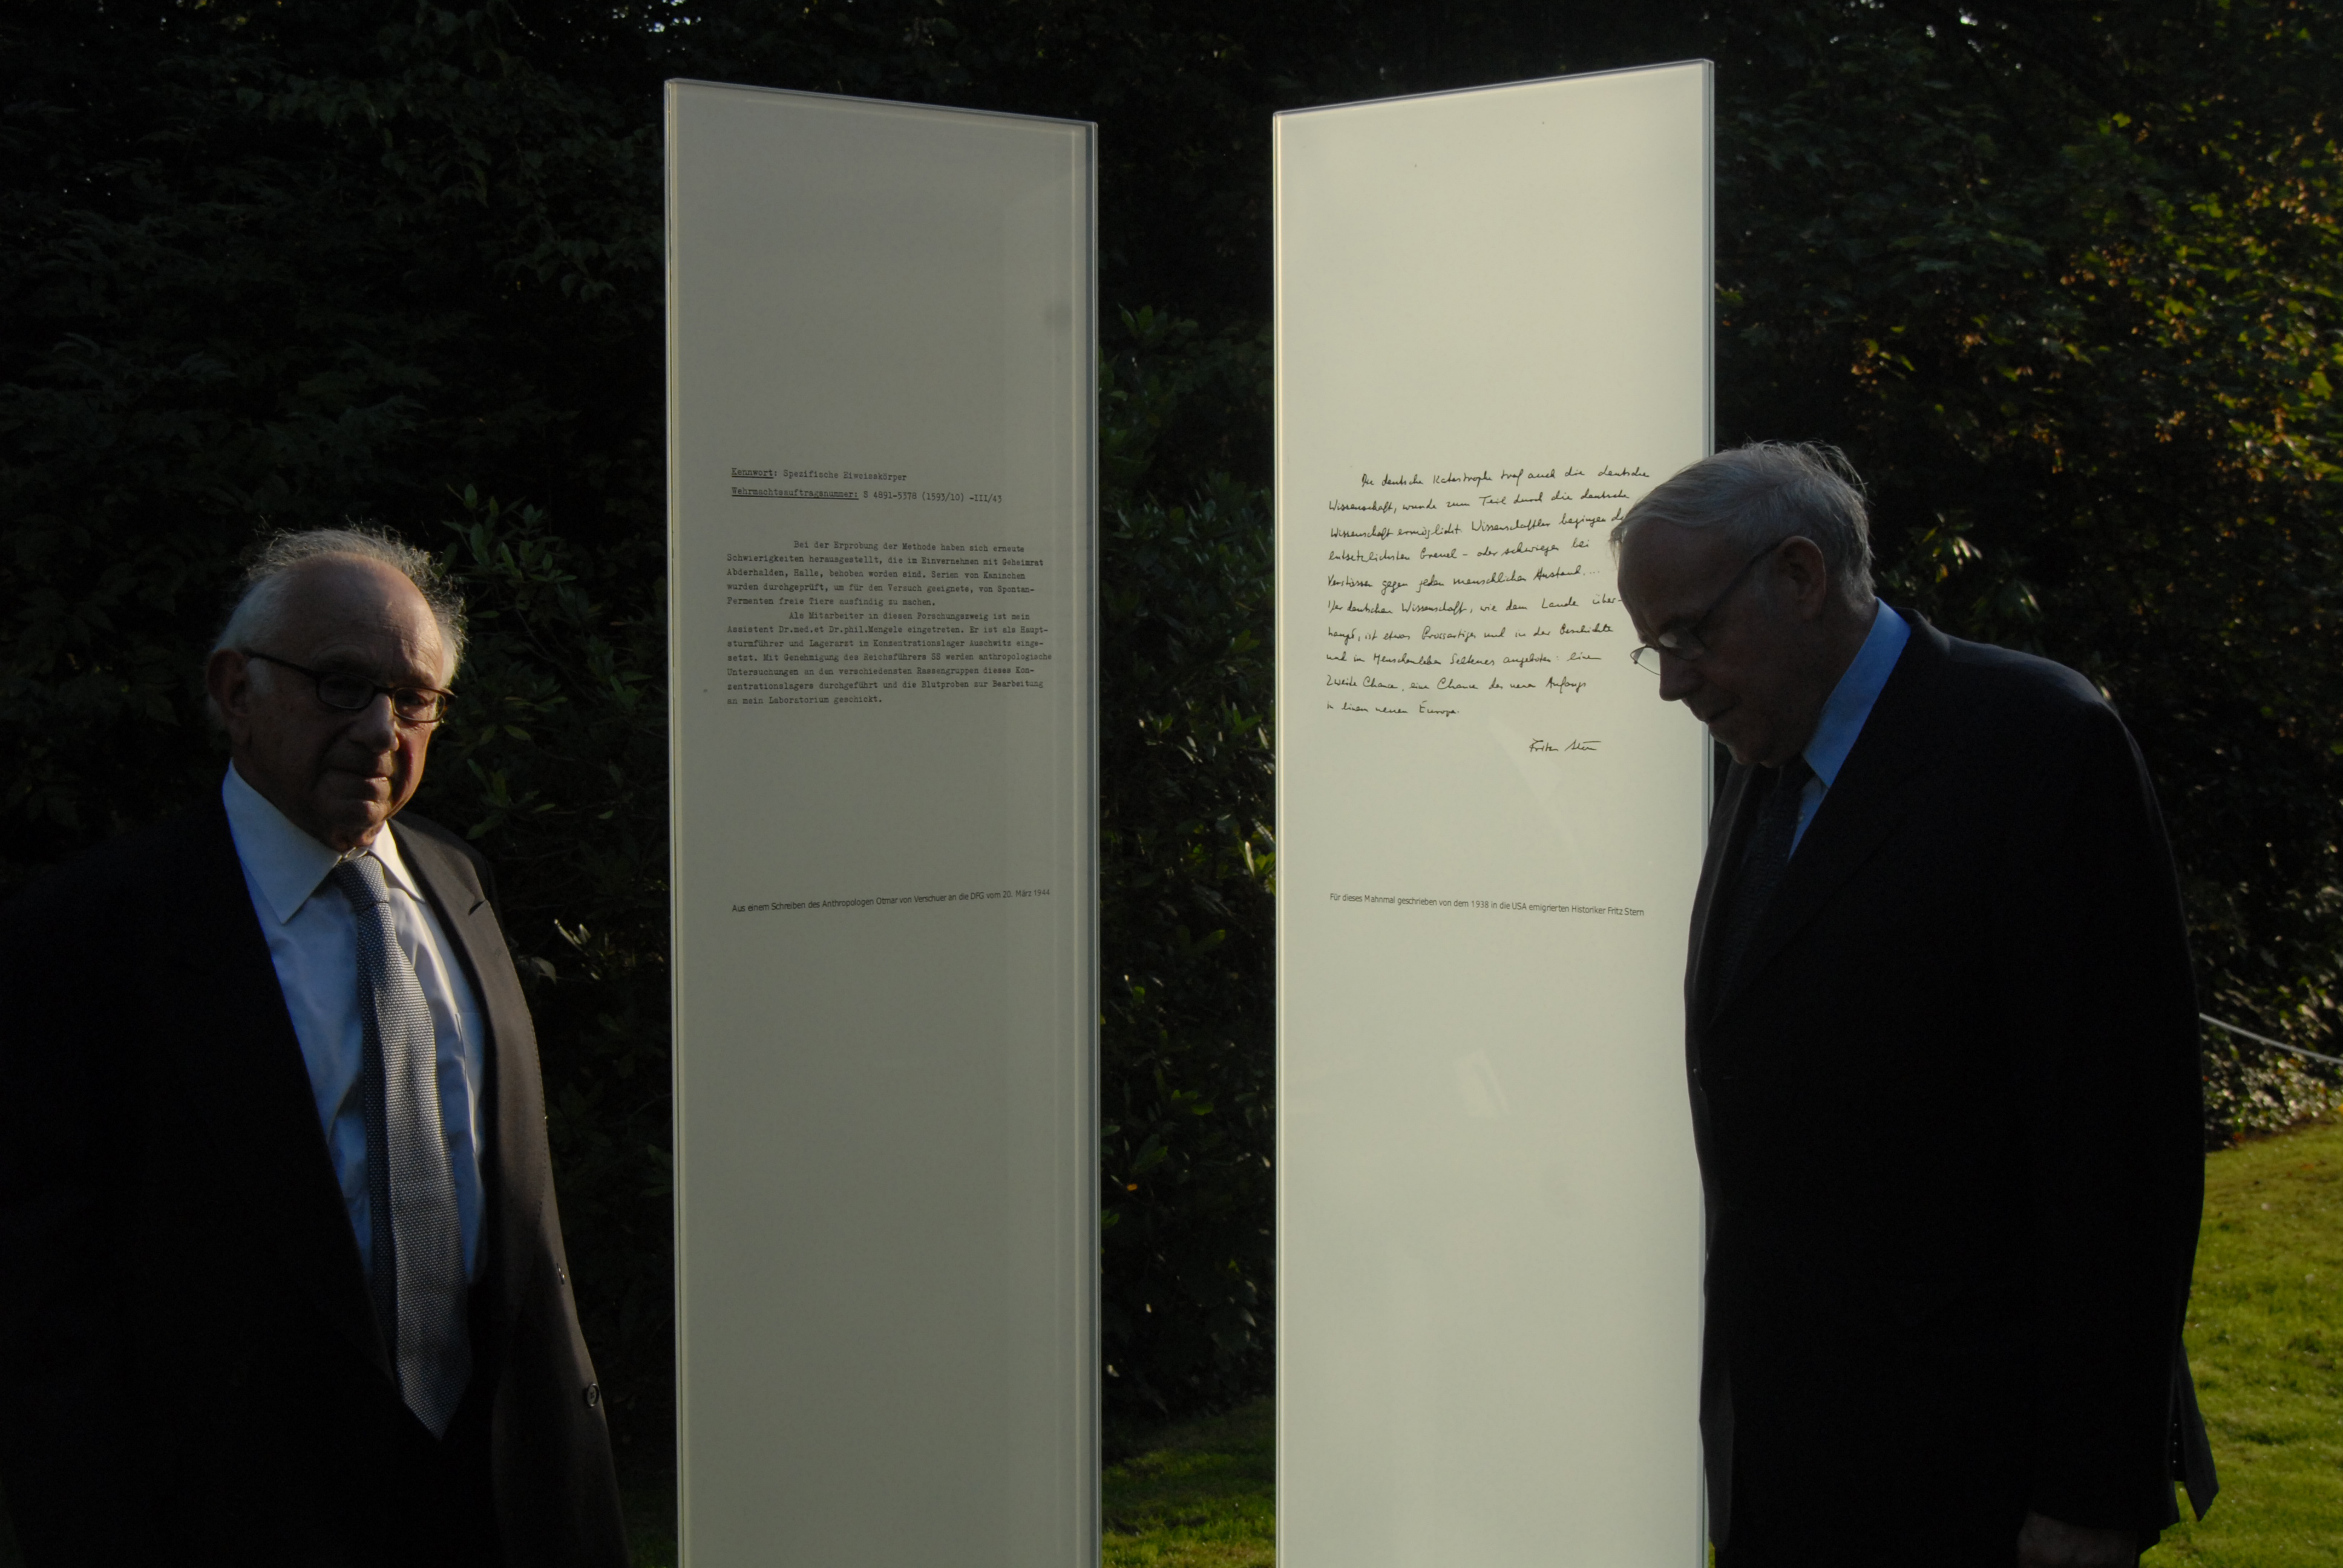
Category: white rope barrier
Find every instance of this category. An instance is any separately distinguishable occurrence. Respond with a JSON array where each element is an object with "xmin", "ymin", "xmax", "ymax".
[{"xmin": 2200, "ymin": 1013, "xmax": 2343, "ymax": 1071}]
